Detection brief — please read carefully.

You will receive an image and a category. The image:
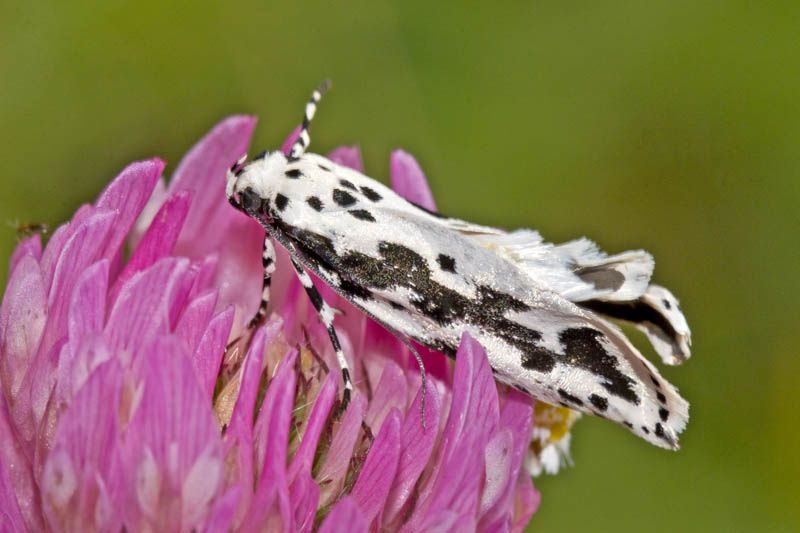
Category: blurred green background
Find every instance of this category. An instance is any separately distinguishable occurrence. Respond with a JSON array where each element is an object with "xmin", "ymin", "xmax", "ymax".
[{"xmin": 1, "ymin": 1, "xmax": 797, "ymax": 531}]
